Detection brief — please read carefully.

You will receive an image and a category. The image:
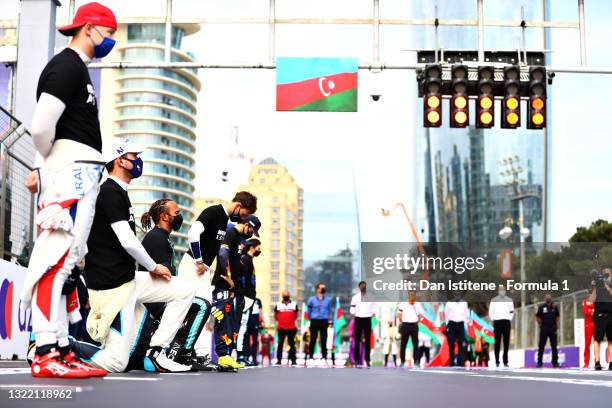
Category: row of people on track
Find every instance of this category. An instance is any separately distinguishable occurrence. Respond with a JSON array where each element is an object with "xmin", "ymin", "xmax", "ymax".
[
  {"xmin": 271, "ymin": 280, "xmax": 612, "ymax": 370},
  {"xmin": 23, "ymin": 1, "xmax": 270, "ymax": 377}
]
